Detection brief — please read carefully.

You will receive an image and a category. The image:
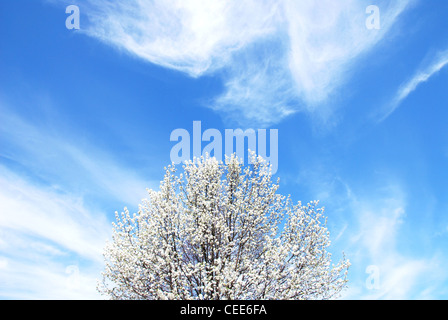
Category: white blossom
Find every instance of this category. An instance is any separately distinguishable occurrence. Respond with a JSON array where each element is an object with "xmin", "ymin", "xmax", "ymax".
[{"xmin": 97, "ymin": 152, "xmax": 350, "ymax": 300}]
